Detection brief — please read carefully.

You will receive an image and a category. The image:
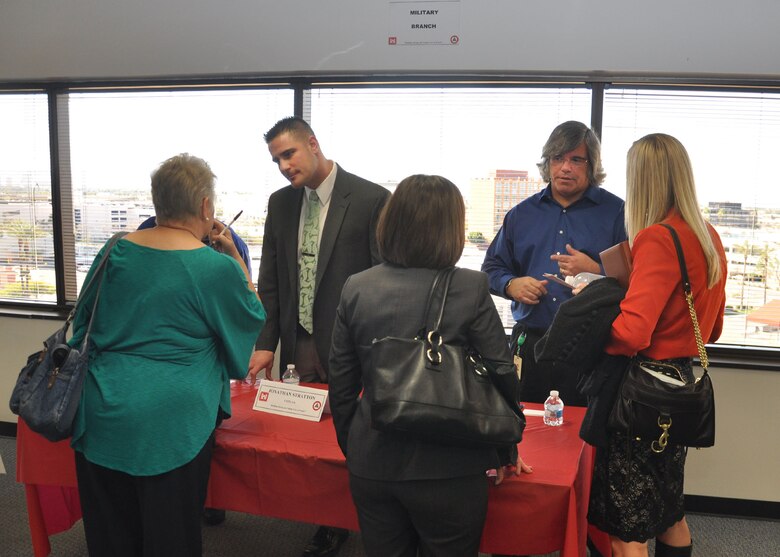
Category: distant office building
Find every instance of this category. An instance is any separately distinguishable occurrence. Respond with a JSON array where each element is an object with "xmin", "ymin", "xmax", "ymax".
[
  {"xmin": 0, "ymin": 201, "xmax": 55, "ymax": 275},
  {"xmin": 0, "ymin": 200, "xmax": 53, "ymax": 229},
  {"xmin": 707, "ymin": 201, "xmax": 757, "ymax": 228},
  {"xmin": 468, "ymin": 170, "xmax": 545, "ymax": 242},
  {"xmin": 73, "ymin": 202, "xmax": 153, "ymax": 265}
]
